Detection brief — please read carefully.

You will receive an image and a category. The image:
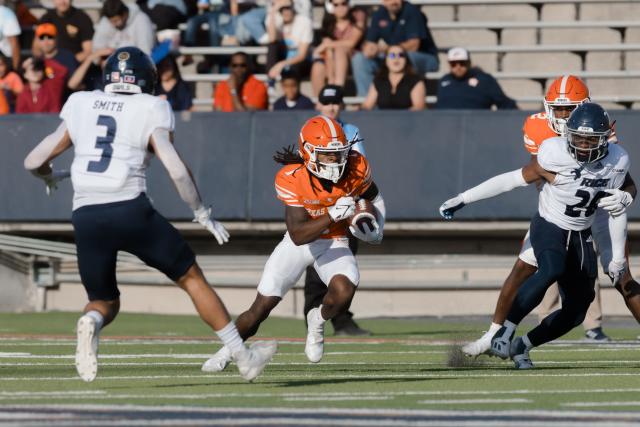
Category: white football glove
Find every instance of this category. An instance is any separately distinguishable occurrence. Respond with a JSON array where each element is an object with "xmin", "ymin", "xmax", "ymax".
[
  {"xmin": 439, "ymin": 194, "xmax": 466, "ymax": 220},
  {"xmin": 608, "ymin": 258, "xmax": 627, "ymax": 287},
  {"xmin": 193, "ymin": 206, "xmax": 230, "ymax": 245},
  {"xmin": 33, "ymin": 167, "xmax": 70, "ymax": 196},
  {"xmin": 349, "ymin": 217, "xmax": 382, "ymax": 244},
  {"xmin": 328, "ymin": 196, "xmax": 355, "ymax": 222},
  {"xmin": 598, "ymin": 189, "xmax": 633, "ymax": 217}
]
